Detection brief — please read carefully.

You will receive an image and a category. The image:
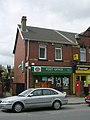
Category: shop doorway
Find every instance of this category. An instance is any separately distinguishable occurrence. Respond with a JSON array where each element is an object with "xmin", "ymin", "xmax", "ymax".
[
  {"xmin": 81, "ymin": 76, "xmax": 86, "ymax": 87},
  {"xmin": 76, "ymin": 75, "xmax": 88, "ymax": 96},
  {"xmin": 81, "ymin": 76, "xmax": 88, "ymax": 95}
]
